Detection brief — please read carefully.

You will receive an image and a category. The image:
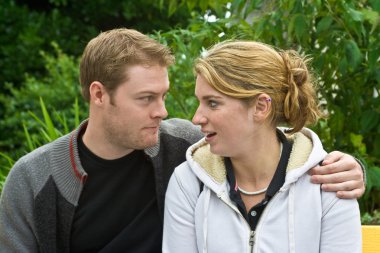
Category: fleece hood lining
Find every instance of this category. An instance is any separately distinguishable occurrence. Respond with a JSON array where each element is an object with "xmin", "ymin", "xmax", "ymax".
[{"xmin": 189, "ymin": 128, "xmax": 318, "ymax": 188}]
